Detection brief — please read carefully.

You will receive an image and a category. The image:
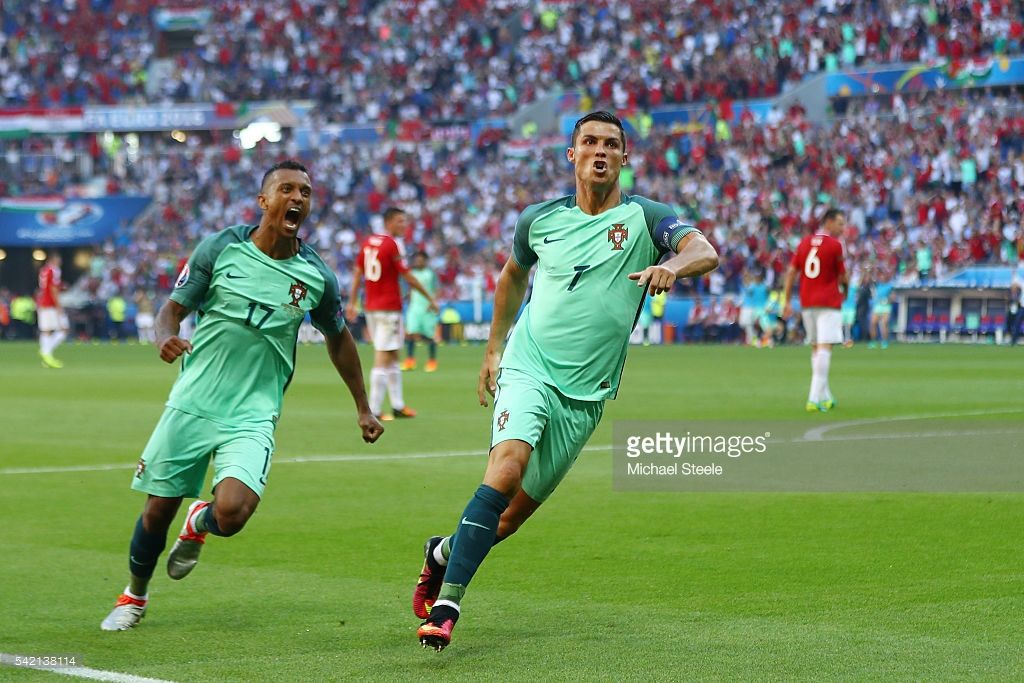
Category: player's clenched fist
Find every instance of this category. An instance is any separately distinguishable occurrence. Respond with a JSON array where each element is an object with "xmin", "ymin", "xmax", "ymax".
[
  {"xmin": 359, "ymin": 412, "xmax": 384, "ymax": 443},
  {"xmin": 158, "ymin": 335, "xmax": 193, "ymax": 363}
]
